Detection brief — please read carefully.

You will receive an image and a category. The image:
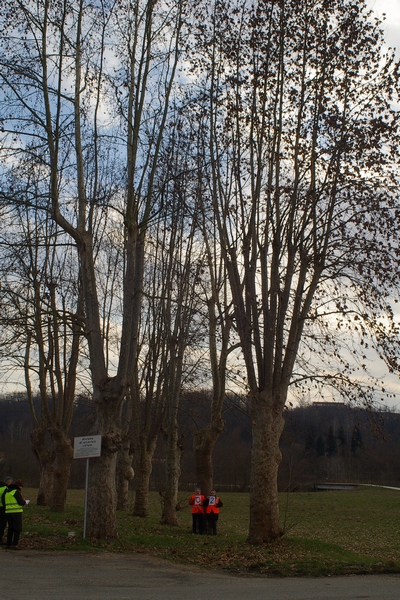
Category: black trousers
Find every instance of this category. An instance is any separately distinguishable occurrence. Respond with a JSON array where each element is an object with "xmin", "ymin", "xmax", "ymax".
[
  {"xmin": 192, "ymin": 513, "xmax": 204, "ymax": 534},
  {"xmin": 0, "ymin": 510, "xmax": 7, "ymax": 541},
  {"xmin": 206, "ymin": 512, "xmax": 219, "ymax": 535},
  {"xmin": 6, "ymin": 513, "xmax": 22, "ymax": 547}
]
